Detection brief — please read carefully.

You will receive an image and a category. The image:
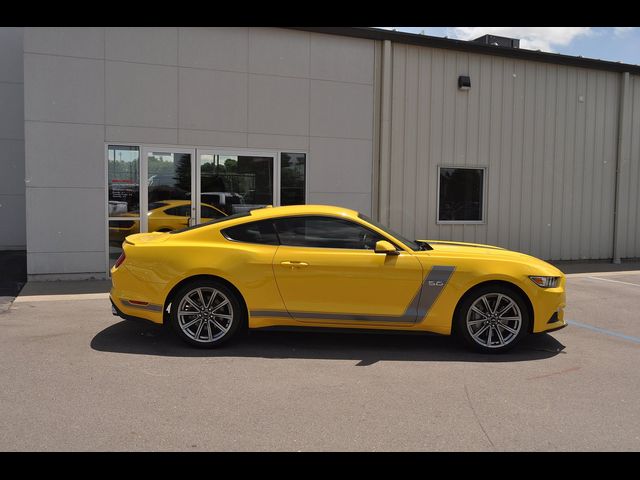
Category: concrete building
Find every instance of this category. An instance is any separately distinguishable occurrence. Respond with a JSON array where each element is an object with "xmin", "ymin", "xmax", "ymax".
[{"xmin": 0, "ymin": 27, "xmax": 639, "ymax": 280}]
